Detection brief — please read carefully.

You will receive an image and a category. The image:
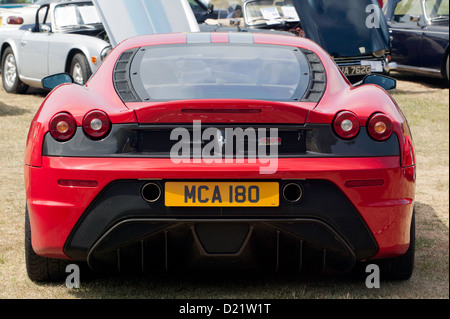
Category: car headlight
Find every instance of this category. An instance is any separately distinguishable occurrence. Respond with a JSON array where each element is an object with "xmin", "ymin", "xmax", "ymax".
[
  {"xmin": 372, "ymin": 49, "xmax": 386, "ymax": 58},
  {"xmin": 100, "ymin": 46, "xmax": 113, "ymax": 62}
]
